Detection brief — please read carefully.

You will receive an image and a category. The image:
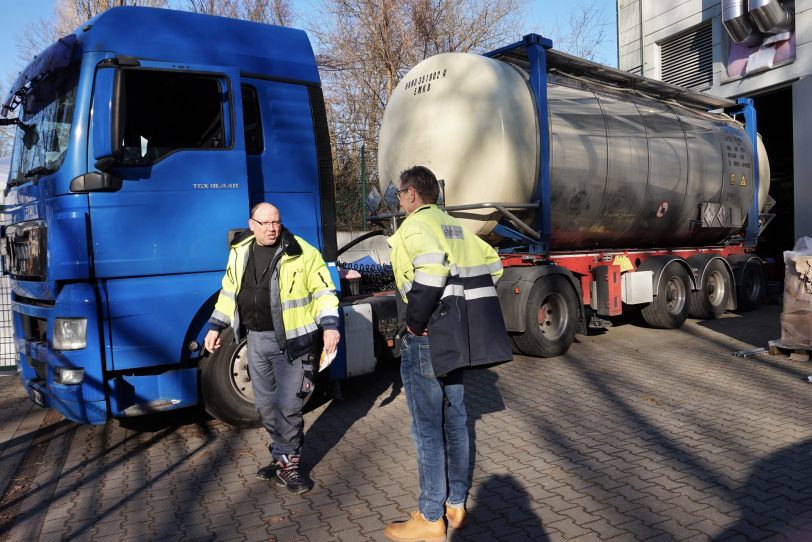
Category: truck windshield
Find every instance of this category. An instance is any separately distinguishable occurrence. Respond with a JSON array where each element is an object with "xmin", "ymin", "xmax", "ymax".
[{"xmin": 7, "ymin": 65, "xmax": 80, "ymax": 188}]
